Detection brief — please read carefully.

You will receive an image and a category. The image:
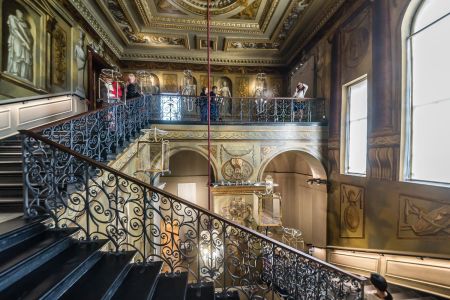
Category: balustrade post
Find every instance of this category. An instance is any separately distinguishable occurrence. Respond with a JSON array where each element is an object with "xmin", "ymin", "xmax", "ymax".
[
  {"xmin": 291, "ymin": 99, "xmax": 295, "ymax": 122},
  {"xmin": 84, "ymin": 162, "xmax": 90, "ymax": 240},
  {"xmin": 222, "ymin": 222, "xmax": 227, "ymax": 294}
]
